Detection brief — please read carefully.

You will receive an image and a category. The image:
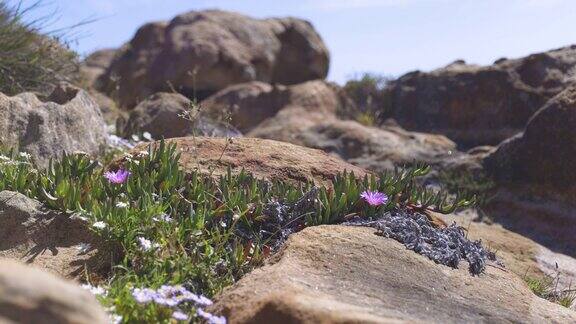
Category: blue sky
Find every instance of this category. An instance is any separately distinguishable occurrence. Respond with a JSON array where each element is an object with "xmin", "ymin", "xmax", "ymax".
[{"xmin": 14, "ymin": 0, "xmax": 576, "ymax": 83}]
